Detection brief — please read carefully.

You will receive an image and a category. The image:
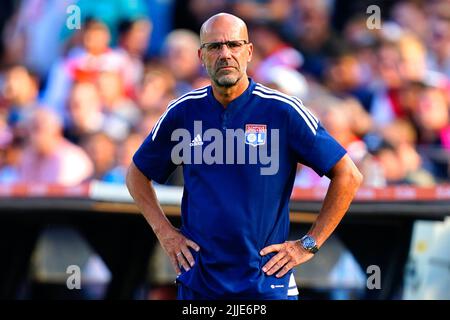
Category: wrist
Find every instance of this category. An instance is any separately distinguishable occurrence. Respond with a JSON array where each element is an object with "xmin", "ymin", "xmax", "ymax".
[
  {"xmin": 298, "ymin": 235, "xmax": 319, "ymax": 254},
  {"xmin": 153, "ymin": 220, "xmax": 175, "ymax": 239}
]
